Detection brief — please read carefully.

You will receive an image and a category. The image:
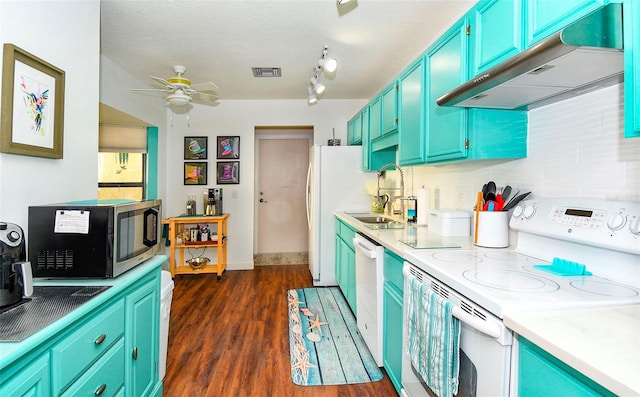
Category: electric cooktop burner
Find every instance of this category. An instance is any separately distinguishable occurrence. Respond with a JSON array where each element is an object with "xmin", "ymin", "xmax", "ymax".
[{"xmin": 463, "ymin": 269, "xmax": 560, "ymax": 293}]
